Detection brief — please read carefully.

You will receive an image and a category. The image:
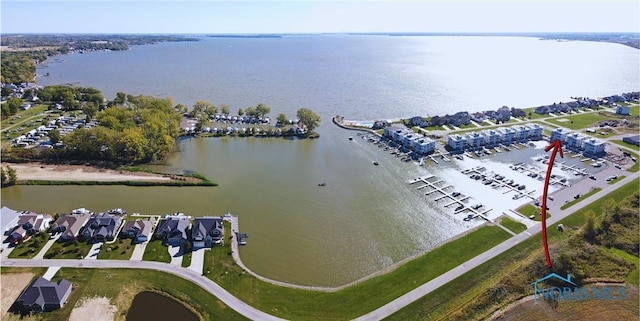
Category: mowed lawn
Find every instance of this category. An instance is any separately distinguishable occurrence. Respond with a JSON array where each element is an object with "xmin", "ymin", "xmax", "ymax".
[{"xmin": 546, "ymin": 112, "xmax": 610, "ymax": 130}]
